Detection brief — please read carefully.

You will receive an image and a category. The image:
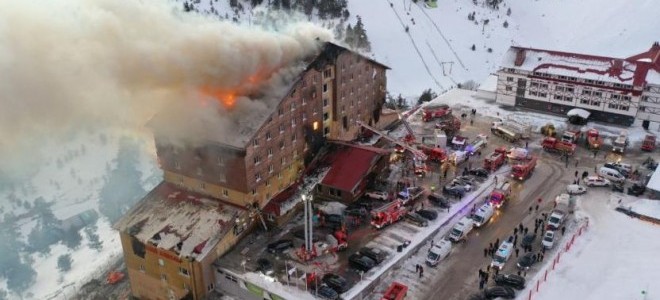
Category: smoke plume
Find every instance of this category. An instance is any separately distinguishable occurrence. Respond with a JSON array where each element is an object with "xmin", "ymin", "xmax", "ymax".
[{"xmin": 0, "ymin": 0, "xmax": 332, "ymax": 178}]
